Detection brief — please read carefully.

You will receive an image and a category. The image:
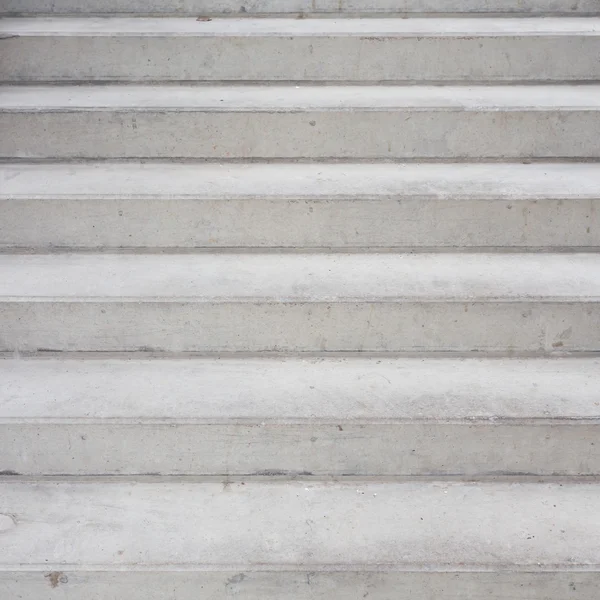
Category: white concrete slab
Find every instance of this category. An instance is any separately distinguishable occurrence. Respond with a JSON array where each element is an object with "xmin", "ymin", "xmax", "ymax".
[
  {"xmin": 2, "ymin": 18, "xmax": 599, "ymax": 82},
  {"xmin": 2, "ymin": 253, "xmax": 599, "ymax": 301},
  {"xmin": 3, "ymin": 356, "xmax": 598, "ymax": 420},
  {"xmin": 4, "ymin": 162, "xmax": 599, "ymax": 200},
  {"xmin": 3, "ymin": 17, "xmax": 600, "ymax": 35},
  {"xmin": 3, "ymin": 84, "xmax": 600, "ymax": 109},
  {"xmin": 0, "ymin": 253, "xmax": 599, "ymax": 352},
  {"xmin": 1, "ymin": 356, "xmax": 599, "ymax": 475},
  {"xmin": 1, "ymin": 480, "xmax": 599, "ymax": 568},
  {"xmin": 2, "ymin": 162, "xmax": 598, "ymax": 249},
  {"xmin": 2, "ymin": 86, "xmax": 598, "ymax": 159}
]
